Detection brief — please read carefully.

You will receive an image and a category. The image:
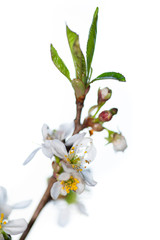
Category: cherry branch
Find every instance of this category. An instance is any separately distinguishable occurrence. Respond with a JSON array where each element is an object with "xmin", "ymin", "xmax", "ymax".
[{"xmin": 19, "ymin": 96, "xmax": 86, "ymax": 240}]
